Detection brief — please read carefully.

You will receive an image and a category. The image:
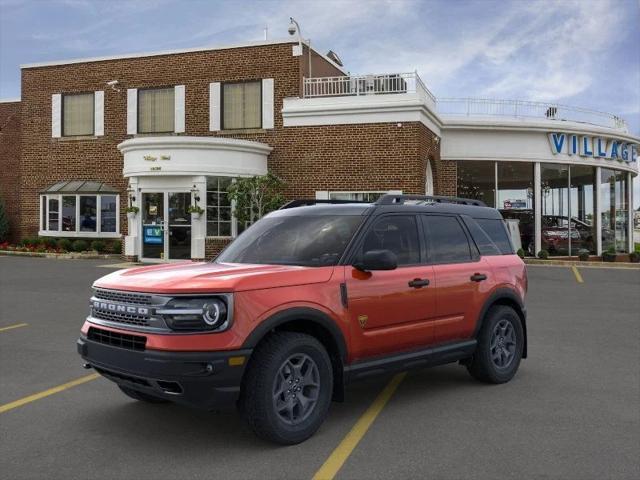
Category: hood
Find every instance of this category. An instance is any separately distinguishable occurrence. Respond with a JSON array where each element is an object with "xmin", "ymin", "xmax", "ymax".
[{"xmin": 93, "ymin": 262, "xmax": 335, "ymax": 294}]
